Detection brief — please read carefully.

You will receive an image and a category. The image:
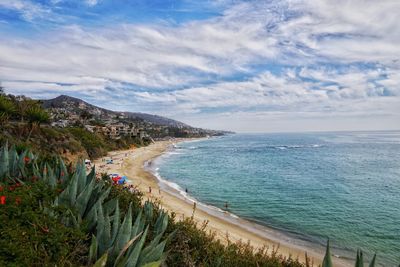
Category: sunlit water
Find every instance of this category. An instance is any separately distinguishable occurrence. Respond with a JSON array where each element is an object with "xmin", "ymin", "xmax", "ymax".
[{"xmin": 153, "ymin": 132, "xmax": 400, "ymax": 265}]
